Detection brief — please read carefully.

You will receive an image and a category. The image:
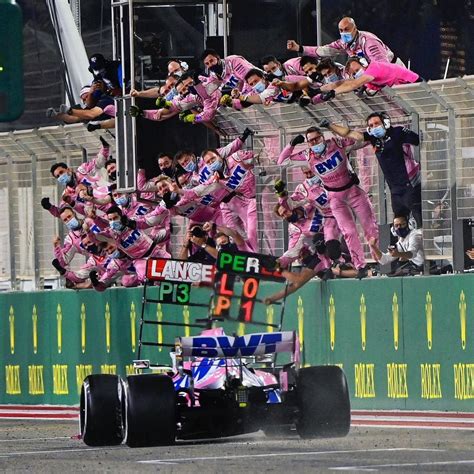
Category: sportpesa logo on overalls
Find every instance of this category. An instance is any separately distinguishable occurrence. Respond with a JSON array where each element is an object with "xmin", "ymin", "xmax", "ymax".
[
  {"xmin": 314, "ymin": 151, "xmax": 344, "ymax": 175},
  {"xmin": 121, "ymin": 229, "xmax": 141, "ymax": 248}
]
